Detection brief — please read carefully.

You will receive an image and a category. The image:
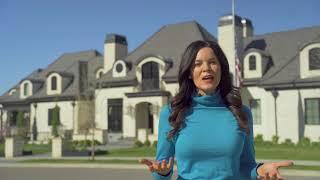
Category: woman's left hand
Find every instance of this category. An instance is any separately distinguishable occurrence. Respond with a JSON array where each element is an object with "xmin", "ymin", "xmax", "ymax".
[{"xmin": 257, "ymin": 161, "xmax": 293, "ymax": 180}]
